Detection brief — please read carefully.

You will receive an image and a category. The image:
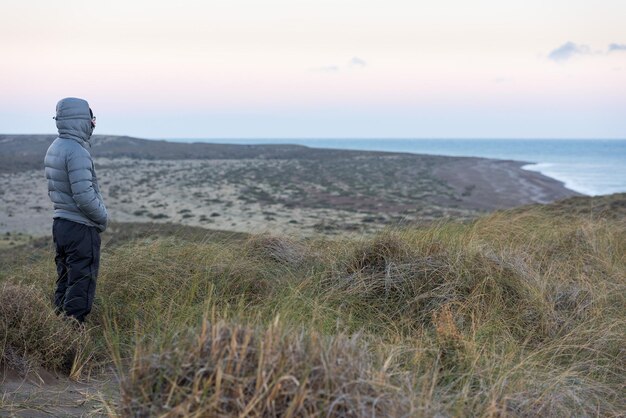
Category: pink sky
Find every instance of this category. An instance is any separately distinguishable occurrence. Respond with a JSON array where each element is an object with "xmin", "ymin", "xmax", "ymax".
[{"xmin": 1, "ymin": 0, "xmax": 625, "ymax": 138}]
